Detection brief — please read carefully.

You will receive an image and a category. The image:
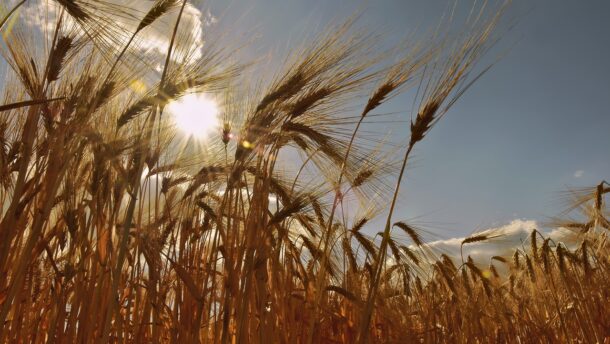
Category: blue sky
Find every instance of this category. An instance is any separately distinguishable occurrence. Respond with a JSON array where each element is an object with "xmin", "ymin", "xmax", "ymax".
[
  {"xmin": 2, "ymin": 0, "xmax": 607, "ymax": 240},
  {"xmin": 207, "ymin": 0, "xmax": 610, "ymax": 238}
]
